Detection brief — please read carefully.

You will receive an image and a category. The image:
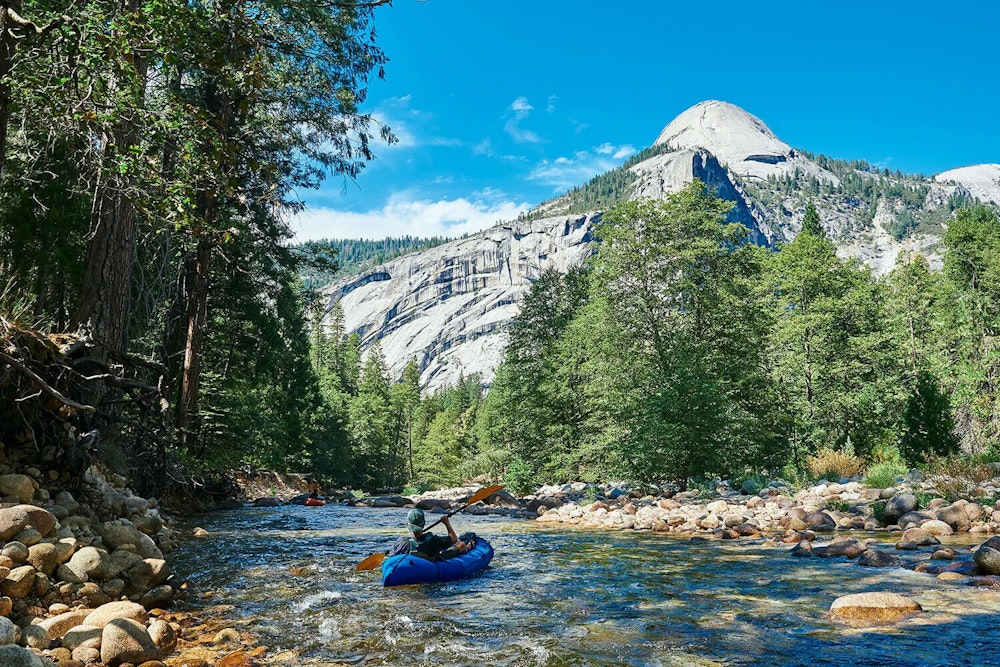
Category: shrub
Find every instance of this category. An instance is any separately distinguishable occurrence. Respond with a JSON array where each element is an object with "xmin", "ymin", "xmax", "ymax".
[
  {"xmin": 864, "ymin": 460, "xmax": 908, "ymax": 489},
  {"xmin": 503, "ymin": 456, "xmax": 536, "ymax": 496},
  {"xmin": 806, "ymin": 448, "xmax": 865, "ymax": 481}
]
